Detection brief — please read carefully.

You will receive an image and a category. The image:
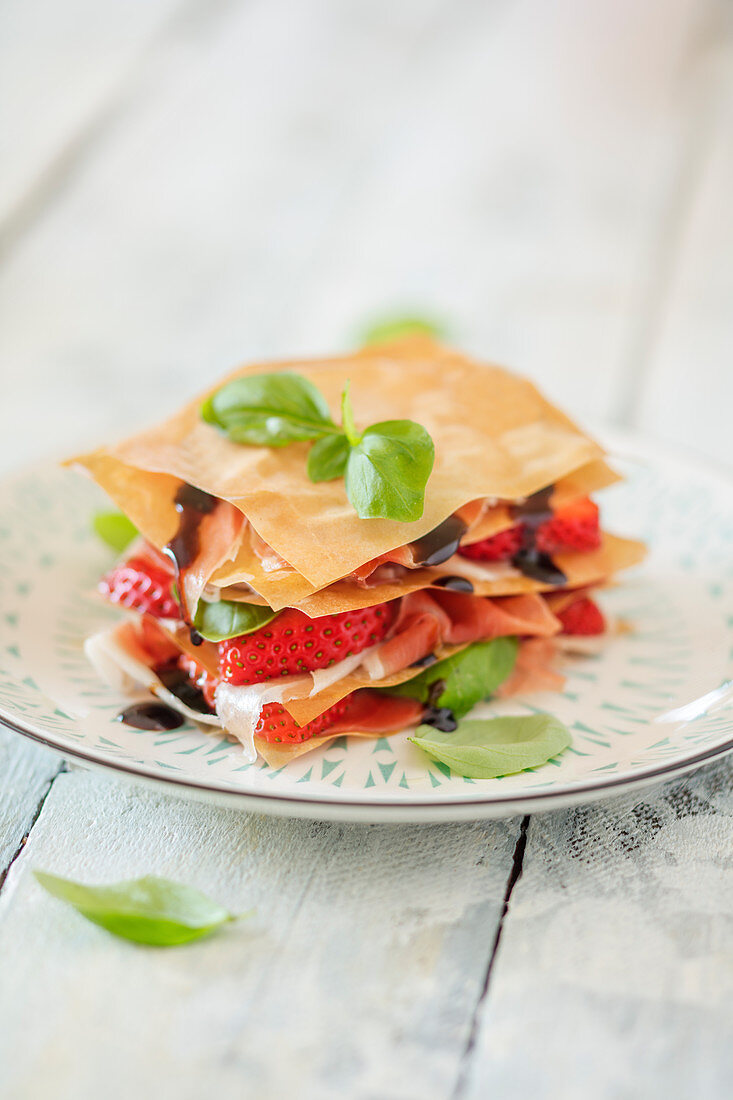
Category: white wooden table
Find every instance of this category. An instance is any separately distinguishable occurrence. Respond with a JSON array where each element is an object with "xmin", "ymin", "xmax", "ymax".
[{"xmin": 1, "ymin": 2, "xmax": 732, "ymax": 1096}]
